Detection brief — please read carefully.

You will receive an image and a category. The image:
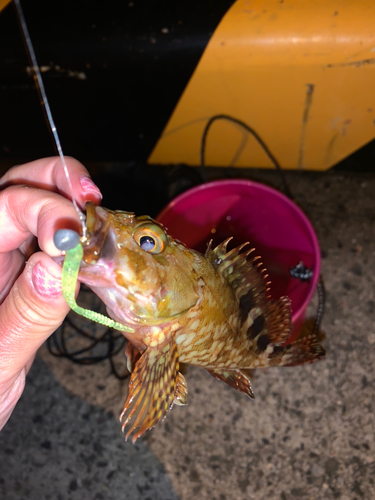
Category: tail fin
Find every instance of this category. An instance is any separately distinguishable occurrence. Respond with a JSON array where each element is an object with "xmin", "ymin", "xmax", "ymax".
[{"xmin": 269, "ymin": 334, "xmax": 325, "ymax": 367}]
